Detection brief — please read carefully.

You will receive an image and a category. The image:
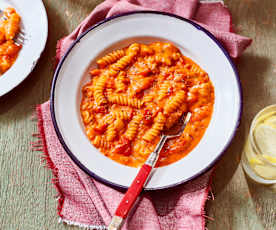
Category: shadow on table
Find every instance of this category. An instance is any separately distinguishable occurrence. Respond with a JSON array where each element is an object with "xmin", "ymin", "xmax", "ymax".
[
  {"xmin": 237, "ymin": 53, "xmax": 272, "ymax": 120},
  {"xmin": 211, "ymin": 120, "xmax": 246, "ymax": 193},
  {"xmin": 246, "ymin": 175, "xmax": 276, "ymax": 230},
  {"xmin": 205, "ymin": 53, "xmax": 271, "ymax": 229},
  {"xmin": 212, "ymin": 53, "xmax": 271, "ymax": 192}
]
